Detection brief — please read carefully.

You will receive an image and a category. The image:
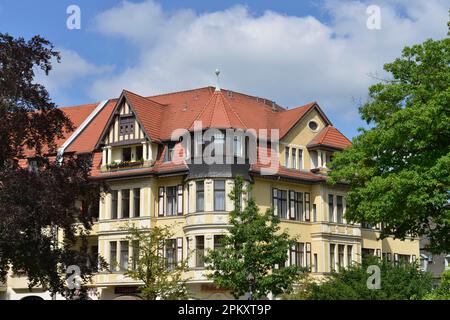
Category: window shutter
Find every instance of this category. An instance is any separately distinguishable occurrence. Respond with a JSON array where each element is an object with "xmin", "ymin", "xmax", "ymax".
[
  {"xmin": 304, "ymin": 193, "xmax": 311, "ymax": 221},
  {"xmin": 177, "ymin": 185, "xmax": 183, "ymax": 216},
  {"xmin": 177, "ymin": 238, "xmax": 183, "ymax": 265},
  {"xmin": 394, "ymin": 253, "xmax": 399, "ymax": 265},
  {"xmin": 158, "ymin": 187, "xmax": 165, "ymax": 217},
  {"xmin": 272, "ymin": 188, "xmax": 278, "ymax": 216},
  {"xmin": 306, "ymin": 242, "xmax": 311, "ymax": 270},
  {"xmin": 289, "ymin": 191, "xmax": 296, "ymax": 220}
]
